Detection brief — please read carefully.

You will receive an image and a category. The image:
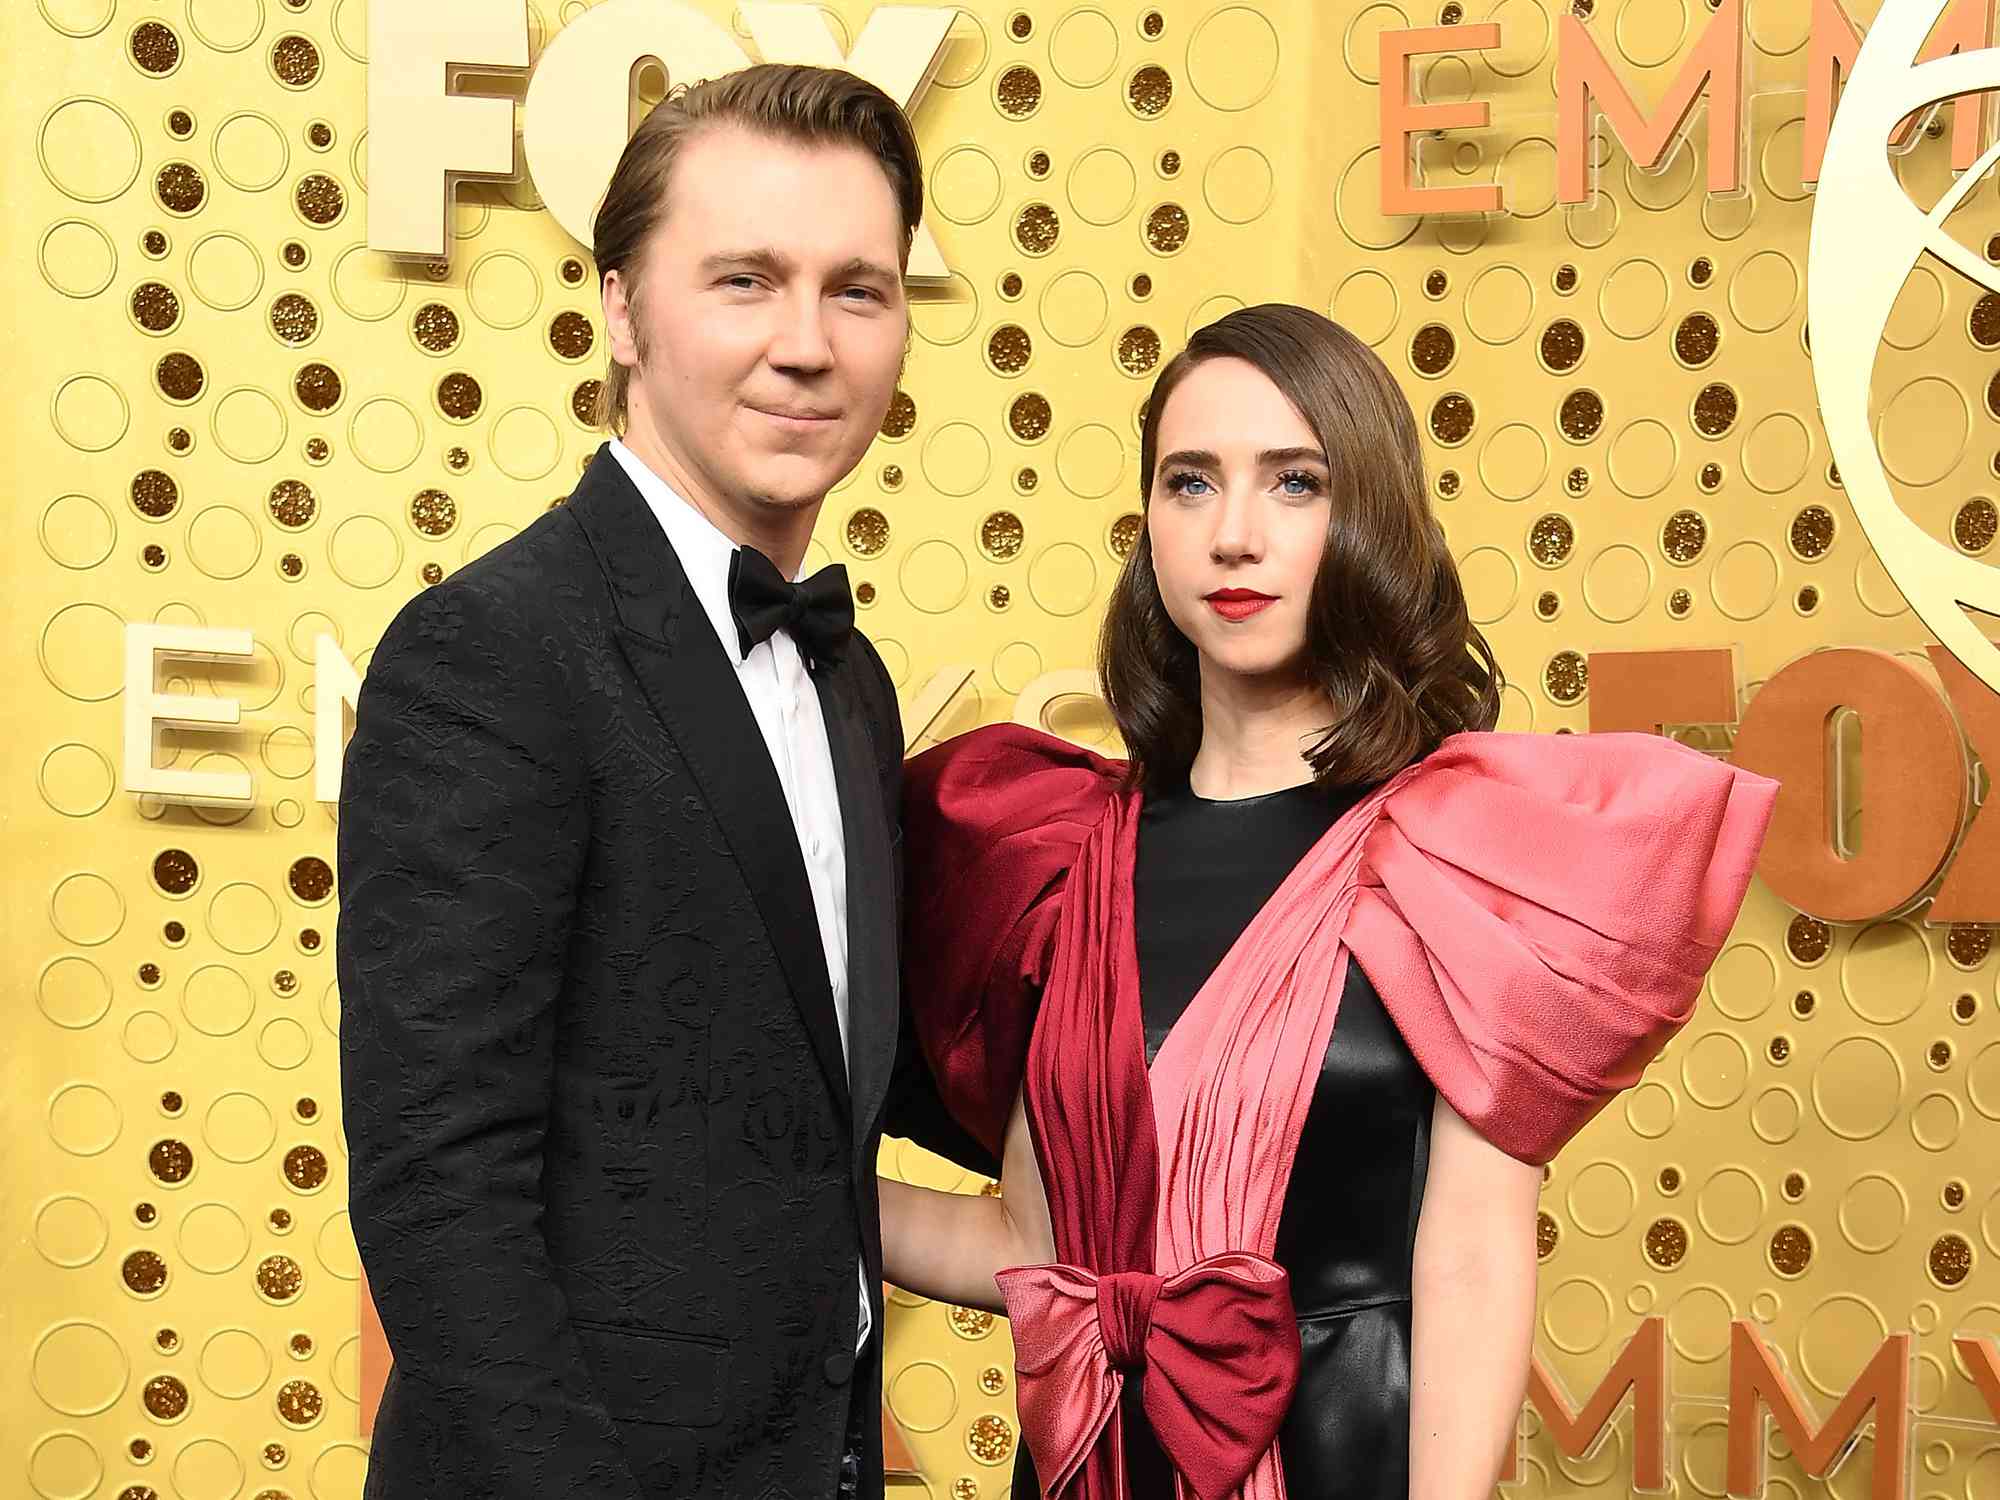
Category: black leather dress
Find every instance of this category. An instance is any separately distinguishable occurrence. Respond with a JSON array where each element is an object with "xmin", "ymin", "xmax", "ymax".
[{"xmin": 1016, "ymin": 774, "xmax": 1437, "ymax": 1498}]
